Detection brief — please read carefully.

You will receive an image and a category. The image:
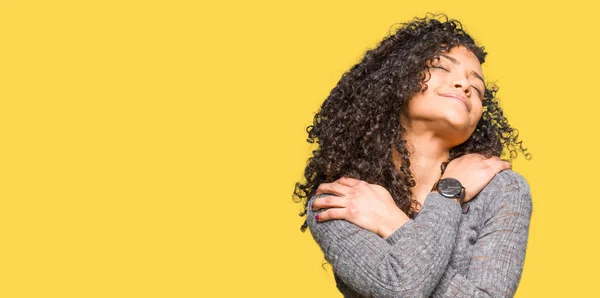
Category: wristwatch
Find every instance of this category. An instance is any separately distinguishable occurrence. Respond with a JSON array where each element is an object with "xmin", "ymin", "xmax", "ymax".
[{"xmin": 431, "ymin": 177, "xmax": 466, "ymax": 205}]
